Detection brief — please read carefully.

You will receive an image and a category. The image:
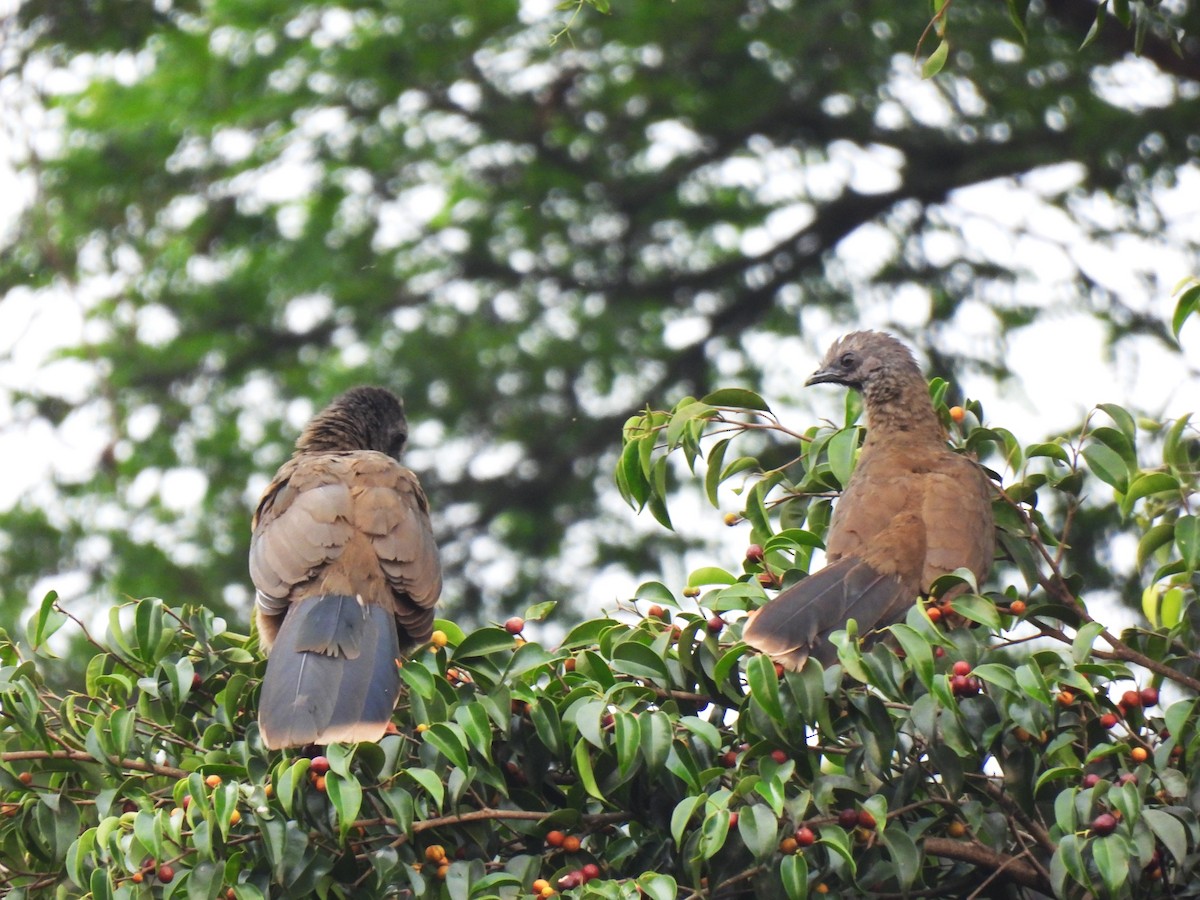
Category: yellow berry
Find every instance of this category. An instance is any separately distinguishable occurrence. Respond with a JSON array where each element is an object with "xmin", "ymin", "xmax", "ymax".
[
  {"xmin": 229, "ymin": 809, "xmax": 241, "ymax": 826},
  {"xmin": 430, "ymin": 630, "xmax": 448, "ymax": 648},
  {"xmin": 205, "ymin": 774, "xmax": 222, "ymax": 788}
]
